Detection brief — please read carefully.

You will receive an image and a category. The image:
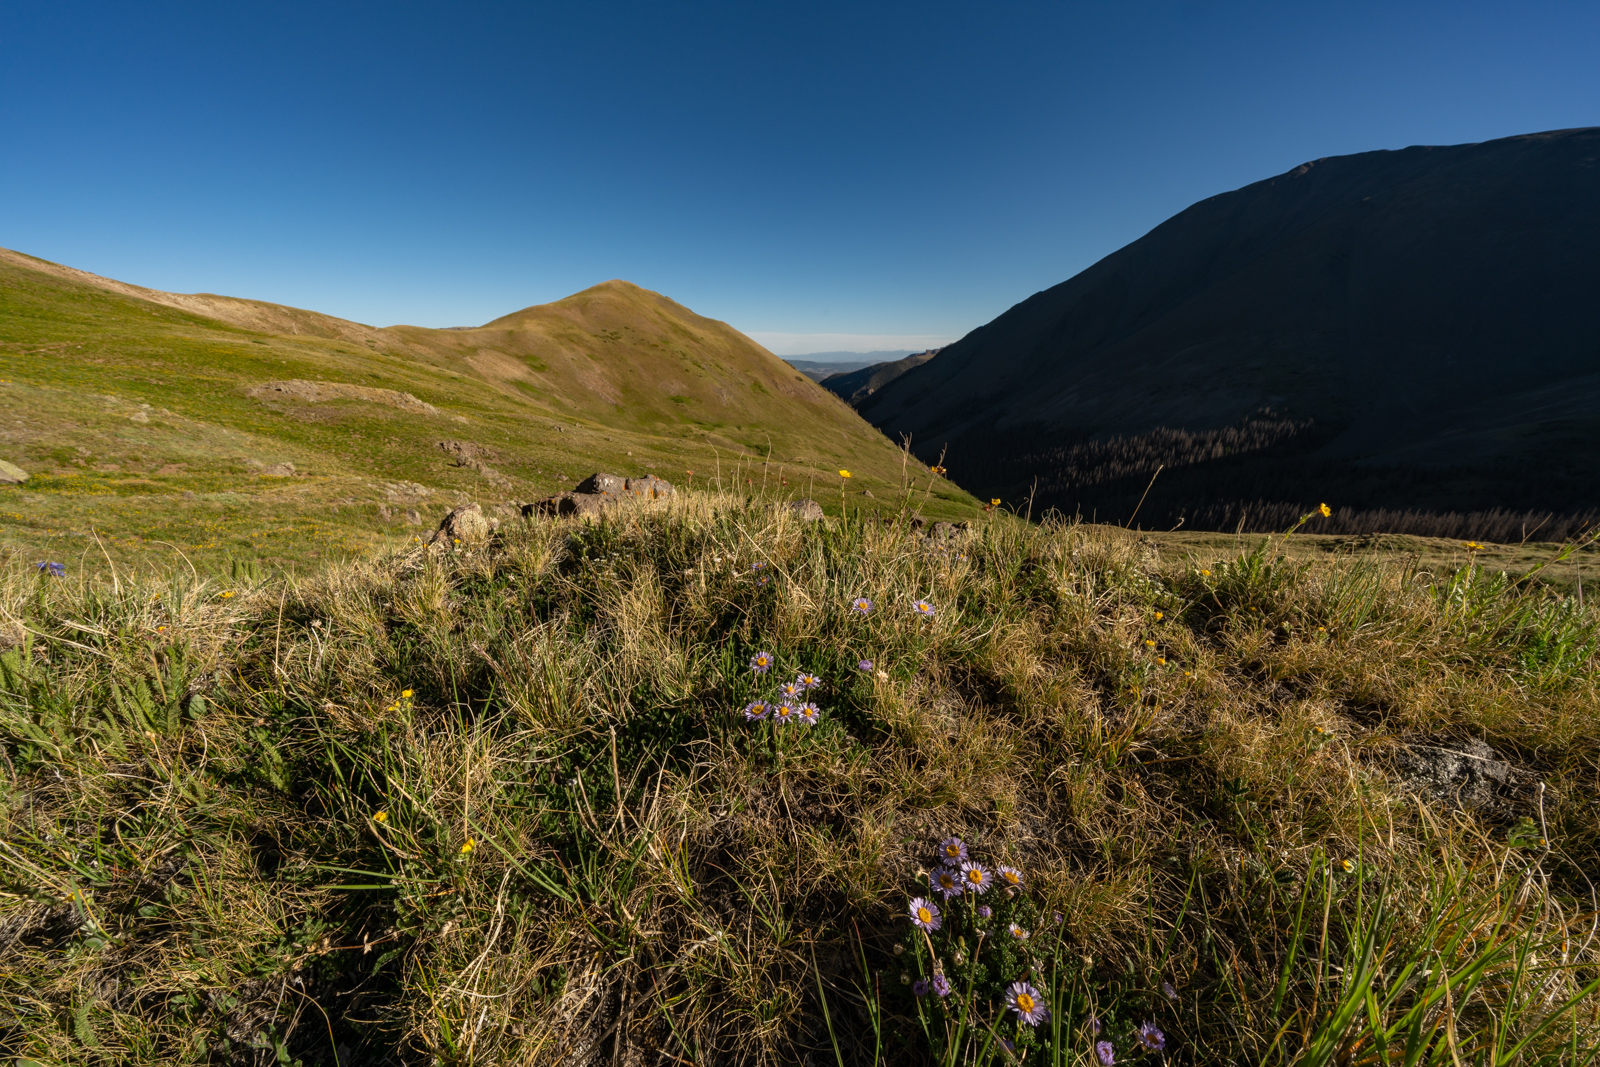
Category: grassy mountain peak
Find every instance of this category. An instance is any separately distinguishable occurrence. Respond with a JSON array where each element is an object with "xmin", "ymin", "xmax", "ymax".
[{"xmin": 0, "ymin": 248, "xmax": 974, "ymax": 573}]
